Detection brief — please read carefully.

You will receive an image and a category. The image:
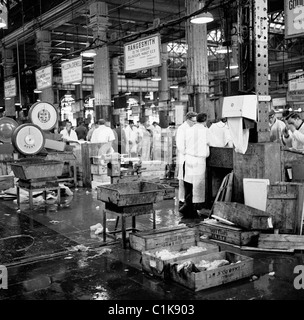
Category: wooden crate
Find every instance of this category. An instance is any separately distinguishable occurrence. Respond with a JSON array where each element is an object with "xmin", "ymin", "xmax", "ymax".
[
  {"xmin": 266, "ymin": 182, "xmax": 304, "ymax": 234},
  {"xmin": 197, "ymin": 220, "xmax": 260, "ymax": 246},
  {"xmin": 141, "ymin": 241, "xmax": 219, "ymax": 279},
  {"xmin": 212, "ymin": 201, "xmax": 272, "ymax": 230},
  {"xmin": 169, "ymin": 251, "xmax": 254, "ymax": 292},
  {"xmin": 91, "ymin": 164, "xmax": 107, "ymax": 175},
  {"xmin": 129, "ymin": 226, "xmax": 197, "ymax": 253},
  {"xmin": 92, "ymin": 174, "xmax": 111, "ymax": 184}
]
